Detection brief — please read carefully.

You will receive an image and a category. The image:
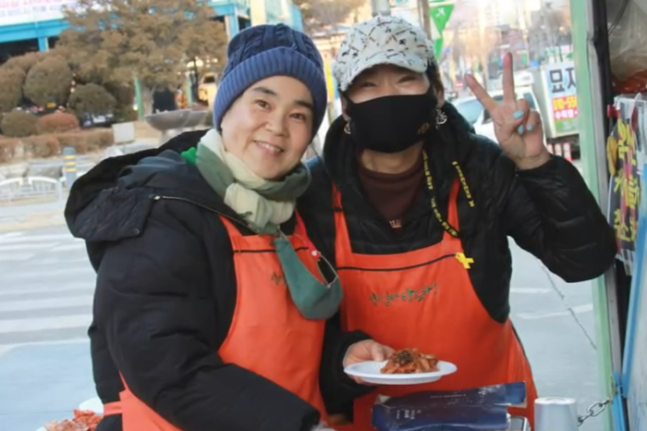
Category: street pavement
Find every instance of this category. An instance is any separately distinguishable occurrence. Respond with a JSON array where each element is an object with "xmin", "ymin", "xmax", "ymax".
[{"xmin": 0, "ymin": 222, "xmax": 606, "ymax": 431}]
